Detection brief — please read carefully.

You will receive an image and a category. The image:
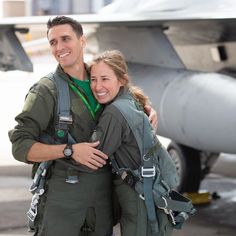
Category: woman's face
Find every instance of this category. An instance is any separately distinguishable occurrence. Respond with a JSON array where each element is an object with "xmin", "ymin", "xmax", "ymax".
[{"xmin": 90, "ymin": 62, "xmax": 123, "ymax": 104}]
